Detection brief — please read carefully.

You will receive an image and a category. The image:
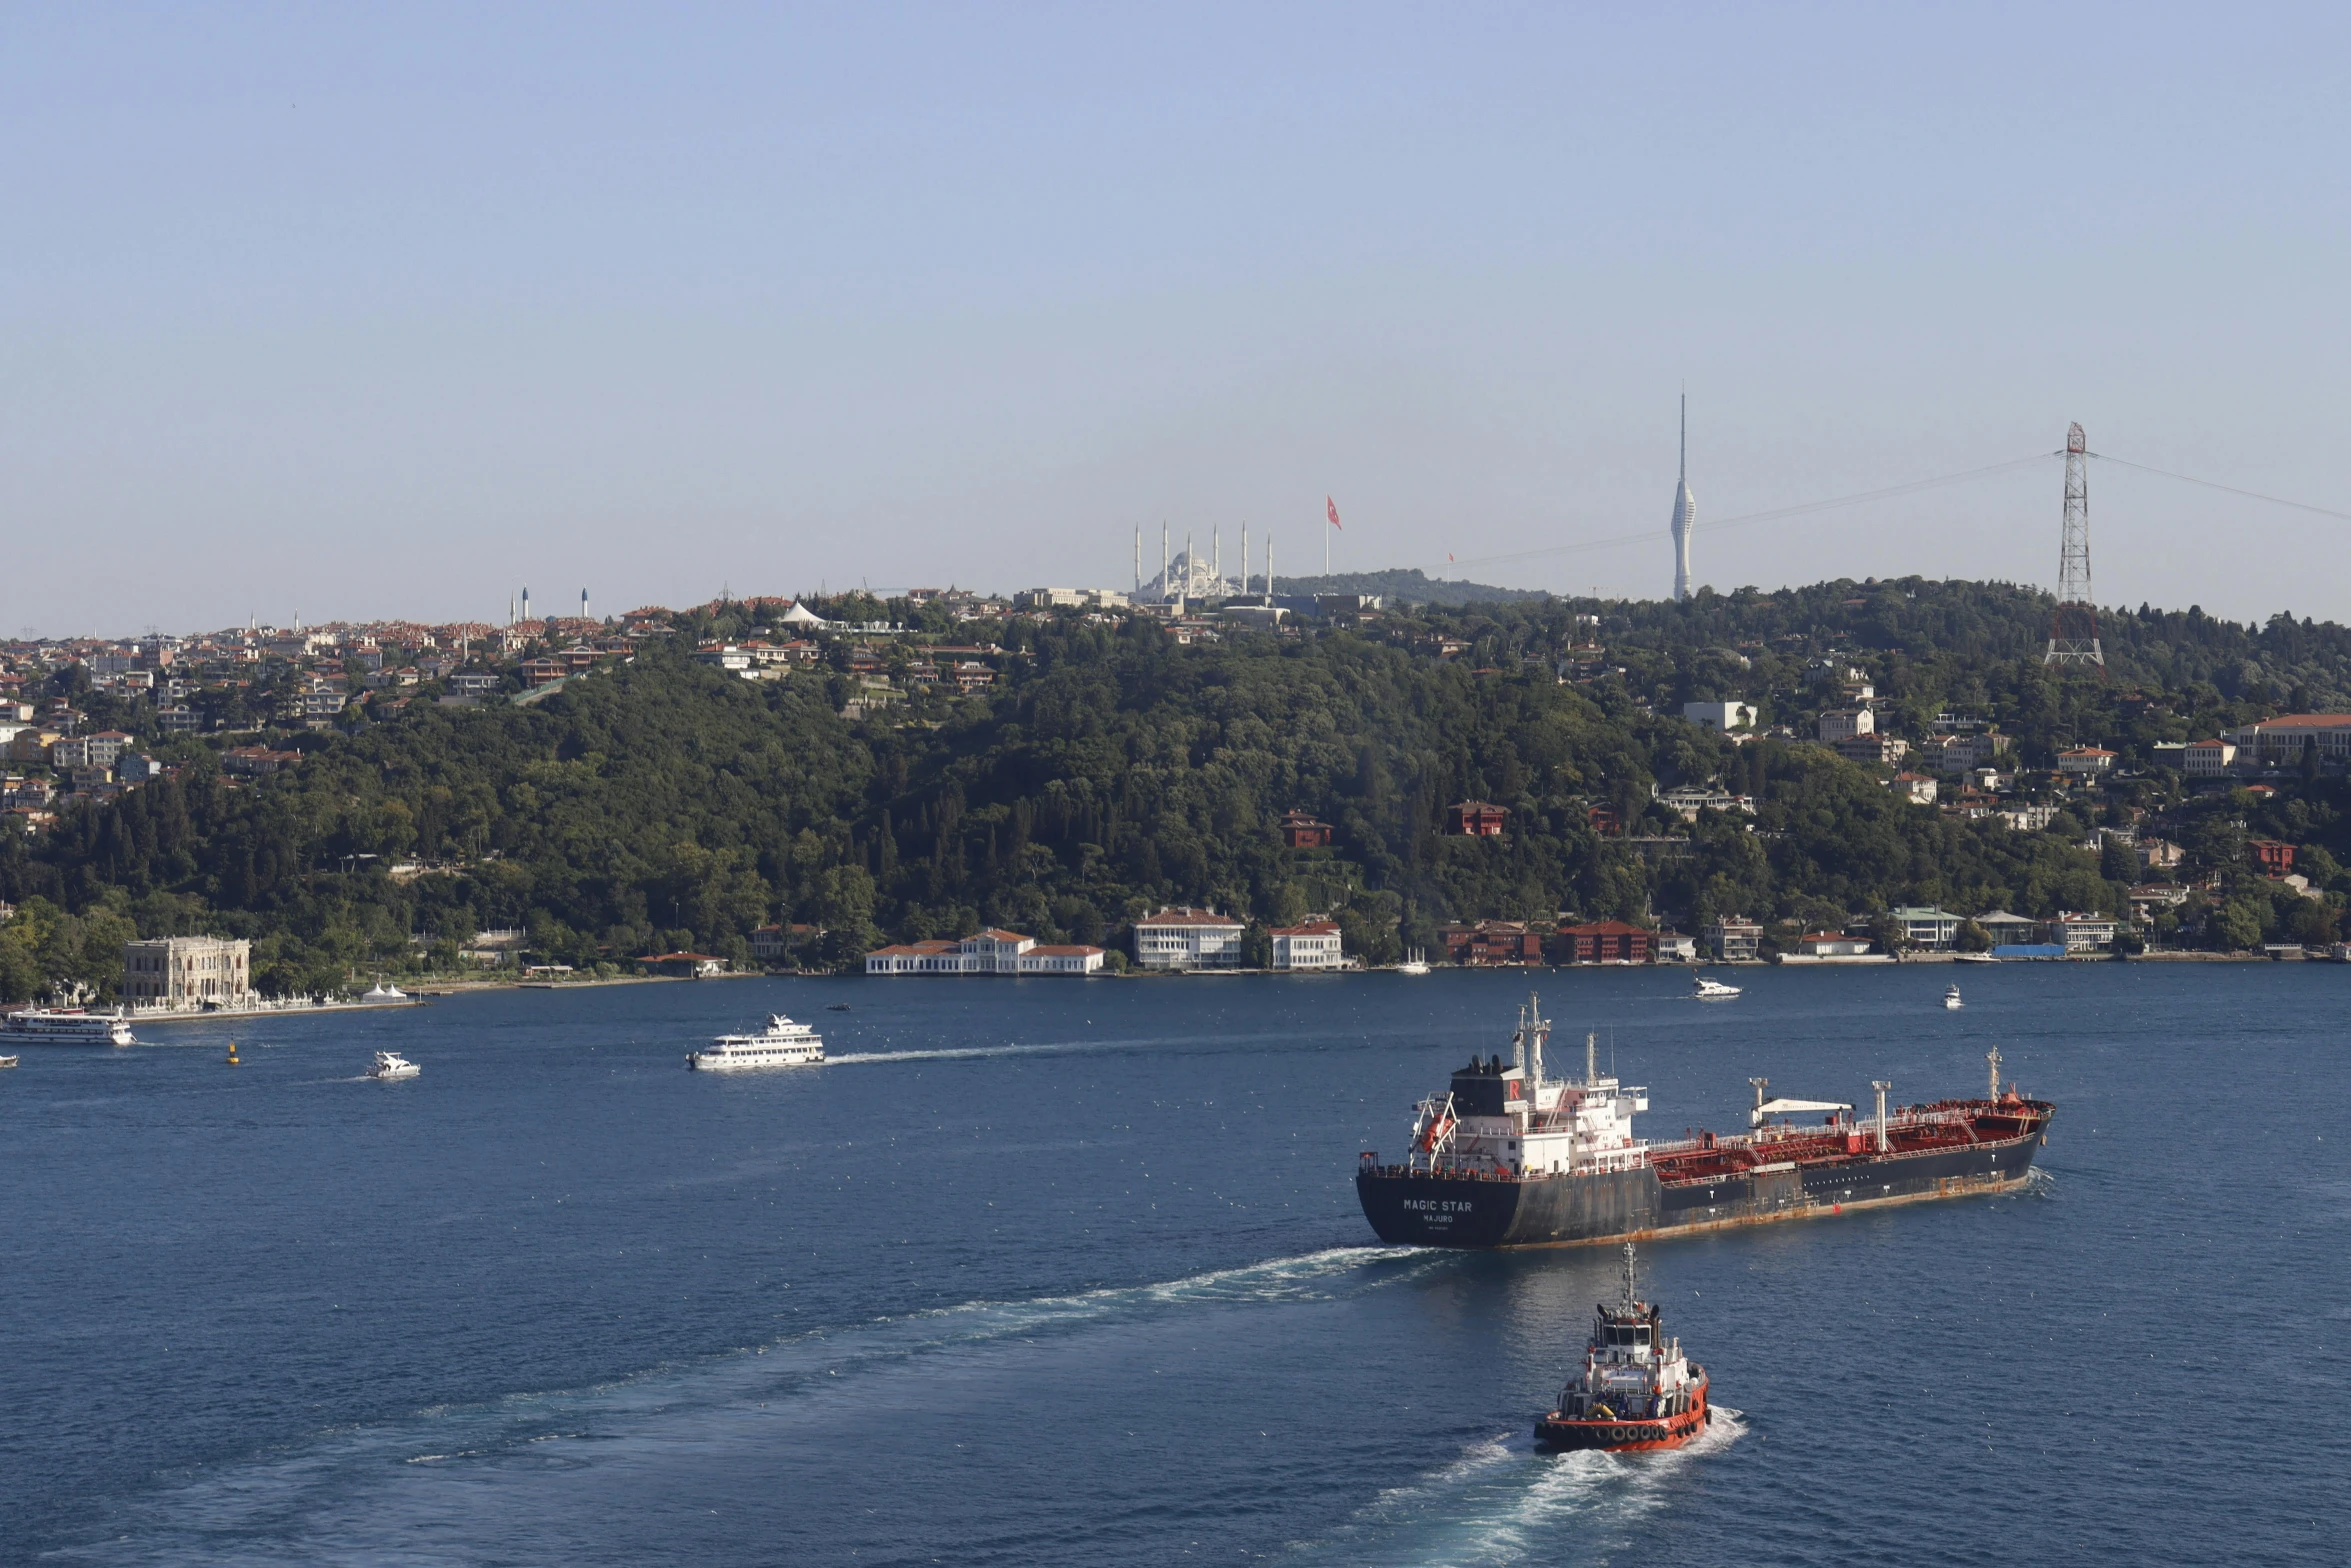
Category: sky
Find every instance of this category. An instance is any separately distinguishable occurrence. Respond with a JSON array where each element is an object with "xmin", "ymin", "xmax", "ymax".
[{"xmin": 3, "ymin": 3, "xmax": 2347, "ymax": 635}]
